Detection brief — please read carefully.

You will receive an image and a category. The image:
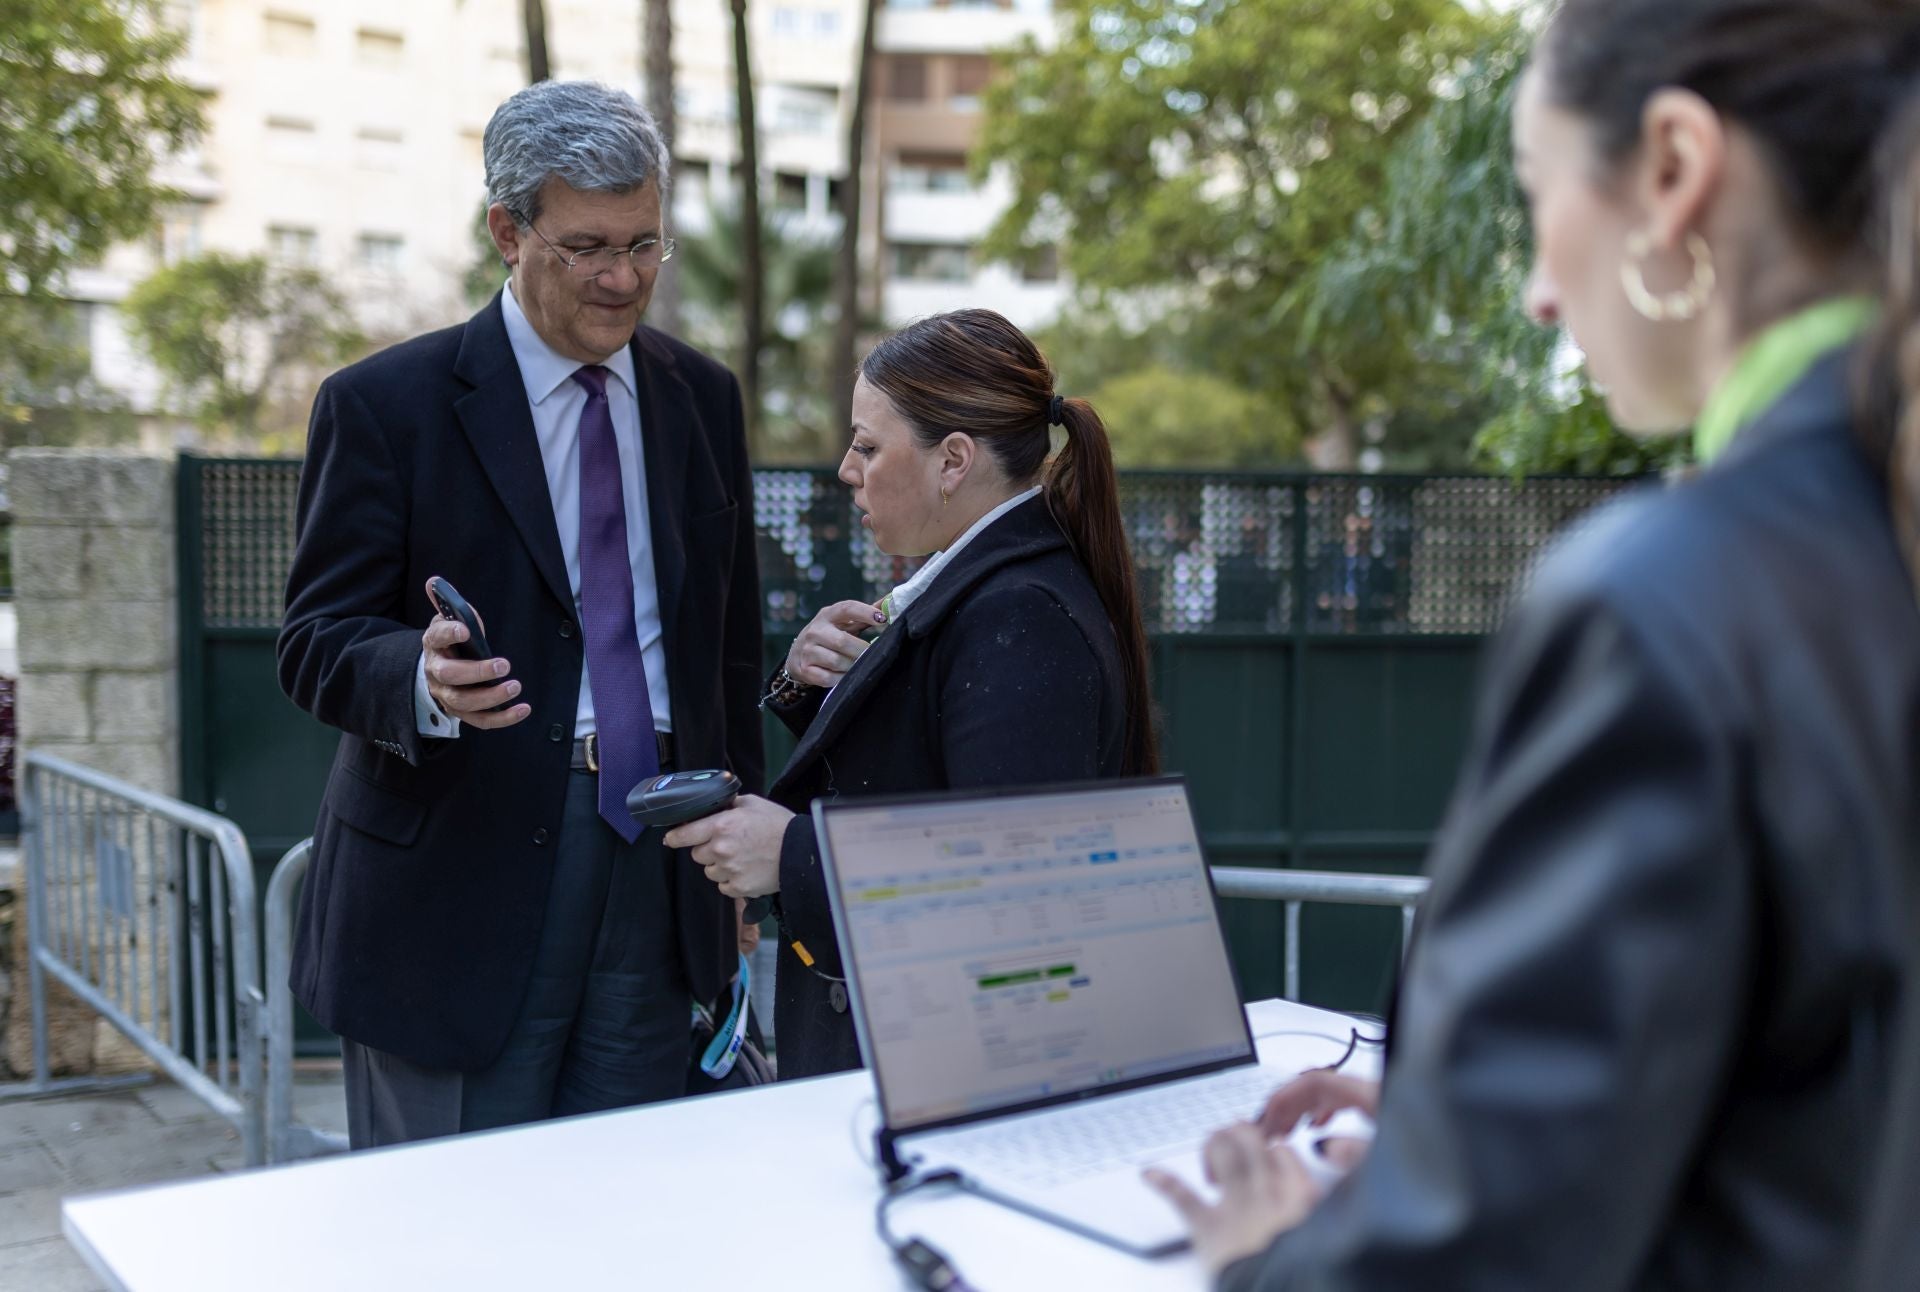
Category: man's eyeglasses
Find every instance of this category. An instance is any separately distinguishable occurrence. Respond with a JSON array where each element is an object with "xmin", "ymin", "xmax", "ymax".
[{"xmin": 516, "ymin": 215, "xmax": 676, "ymax": 280}]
